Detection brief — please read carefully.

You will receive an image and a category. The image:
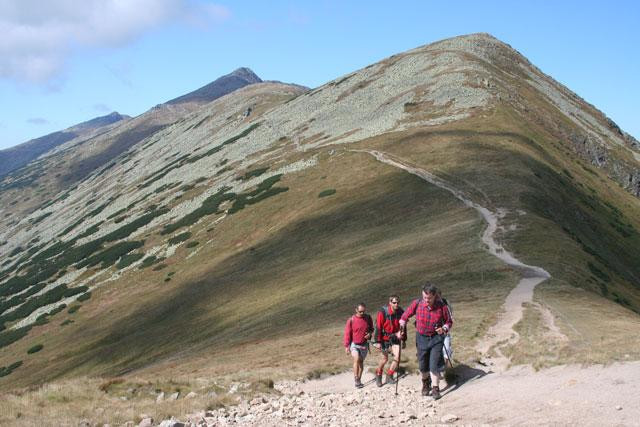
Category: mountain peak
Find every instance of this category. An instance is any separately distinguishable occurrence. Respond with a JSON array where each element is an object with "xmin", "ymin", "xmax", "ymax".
[
  {"xmin": 229, "ymin": 67, "xmax": 262, "ymax": 83},
  {"xmin": 71, "ymin": 111, "xmax": 129, "ymax": 131},
  {"xmin": 166, "ymin": 67, "xmax": 262, "ymax": 105}
]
